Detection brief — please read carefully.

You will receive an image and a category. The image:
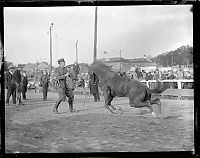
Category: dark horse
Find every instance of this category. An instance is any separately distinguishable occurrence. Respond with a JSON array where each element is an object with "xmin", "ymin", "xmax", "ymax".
[
  {"xmin": 13, "ymin": 69, "xmax": 23, "ymax": 105},
  {"xmin": 88, "ymin": 62, "xmax": 170, "ymax": 118}
]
